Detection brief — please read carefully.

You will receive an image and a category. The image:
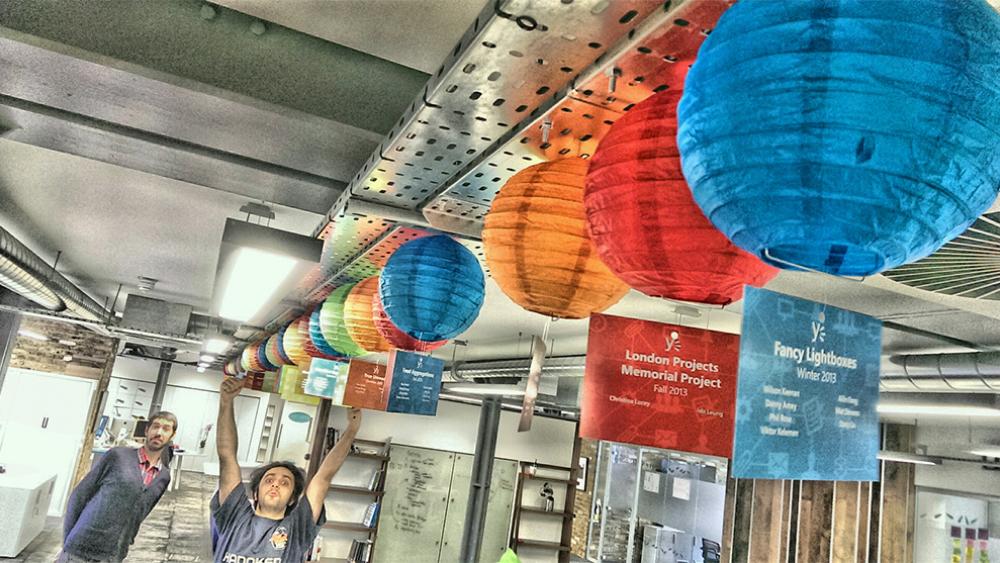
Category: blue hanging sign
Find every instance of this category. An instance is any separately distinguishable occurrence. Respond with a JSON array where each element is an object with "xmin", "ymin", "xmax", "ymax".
[
  {"xmin": 732, "ymin": 287, "xmax": 881, "ymax": 481},
  {"xmin": 385, "ymin": 350, "xmax": 445, "ymax": 416},
  {"xmin": 304, "ymin": 358, "xmax": 350, "ymax": 401}
]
